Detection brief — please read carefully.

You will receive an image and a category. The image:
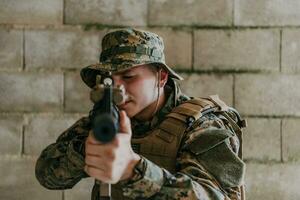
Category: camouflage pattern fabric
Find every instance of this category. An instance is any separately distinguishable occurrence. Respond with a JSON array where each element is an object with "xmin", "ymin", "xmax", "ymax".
[
  {"xmin": 35, "ymin": 79, "xmax": 245, "ymax": 200},
  {"xmin": 80, "ymin": 28, "xmax": 183, "ymax": 89}
]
